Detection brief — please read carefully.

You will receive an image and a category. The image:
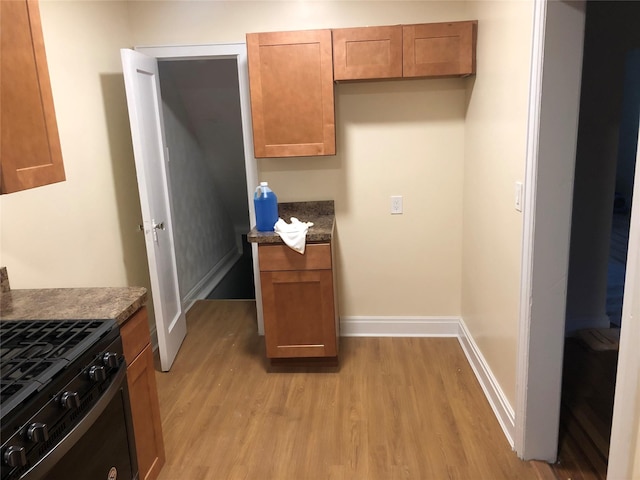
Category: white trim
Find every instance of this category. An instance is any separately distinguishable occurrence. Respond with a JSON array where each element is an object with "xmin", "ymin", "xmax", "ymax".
[
  {"xmin": 516, "ymin": 0, "xmax": 587, "ymax": 461},
  {"xmin": 340, "ymin": 316, "xmax": 460, "ymax": 337},
  {"xmin": 458, "ymin": 318, "xmax": 516, "ymax": 447},
  {"xmin": 515, "ymin": 0, "xmax": 547, "ymax": 457}
]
